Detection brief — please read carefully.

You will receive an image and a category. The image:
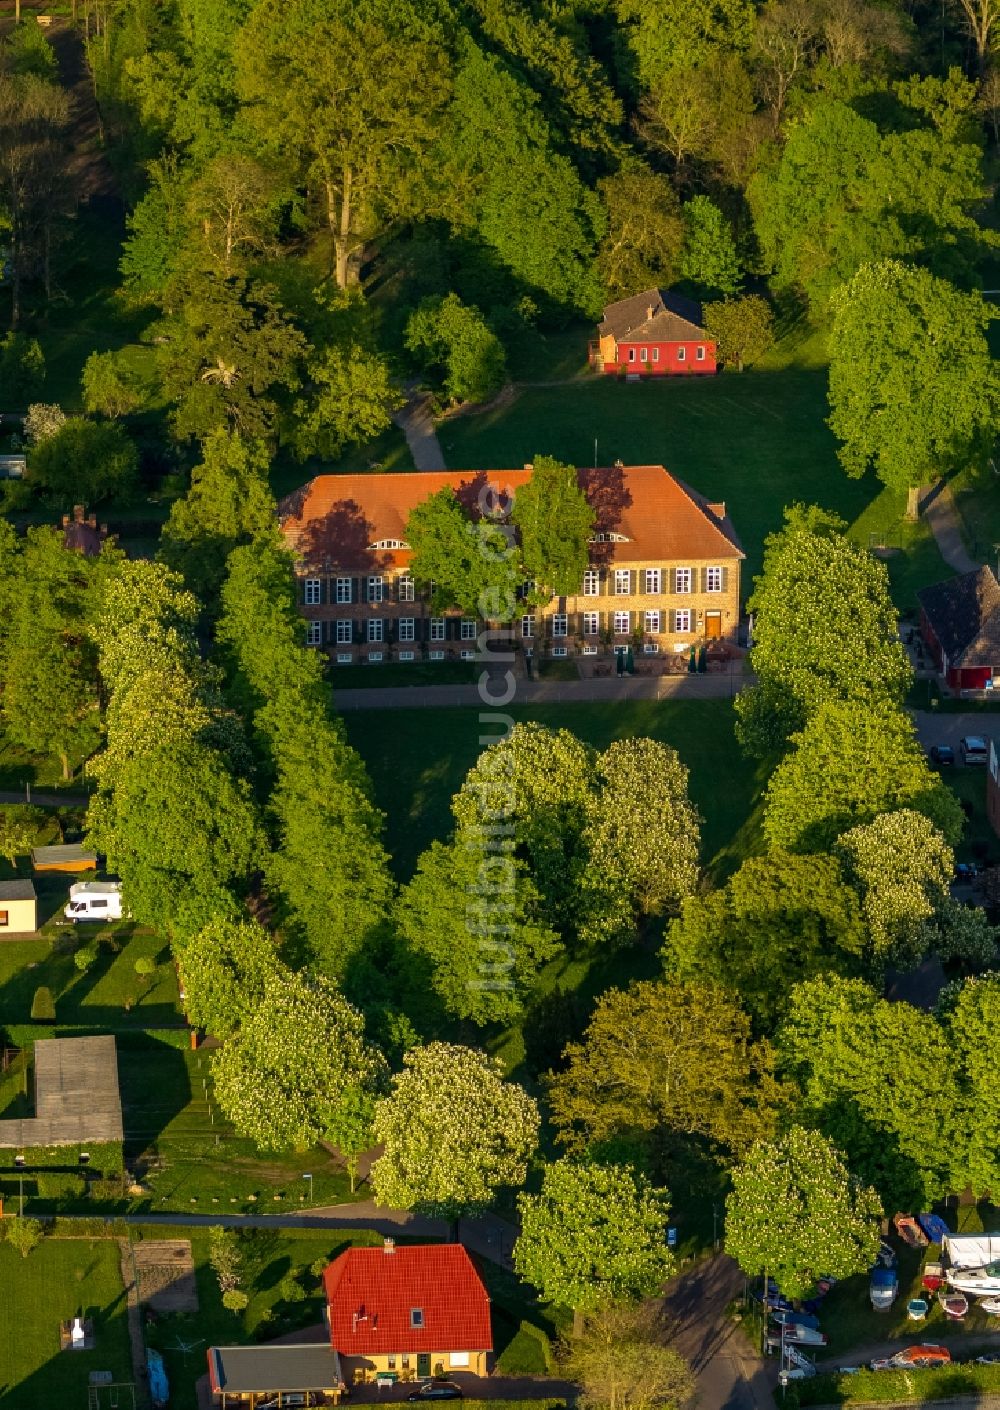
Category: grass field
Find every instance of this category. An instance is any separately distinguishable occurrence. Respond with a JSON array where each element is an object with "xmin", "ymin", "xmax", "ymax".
[
  {"xmin": 344, "ymin": 698, "xmax": 768, "ymax": 885},
  {"xmin": 0, "ymin": 931, "xmax": 181, "ymax": 1032},
  {"xmin": 0, "ymin": 1234, "xmax": 132, "ymax": 1410},
  {"xmin": 436, "ymin": 370, "xmax": 948, "ymax": 611}
]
